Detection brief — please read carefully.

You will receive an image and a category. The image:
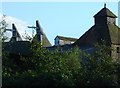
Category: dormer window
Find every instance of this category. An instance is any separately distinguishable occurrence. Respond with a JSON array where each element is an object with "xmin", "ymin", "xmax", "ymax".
[{"xmin": 54, "ymin": 35, "xmax": 77, "ymax": 46}]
